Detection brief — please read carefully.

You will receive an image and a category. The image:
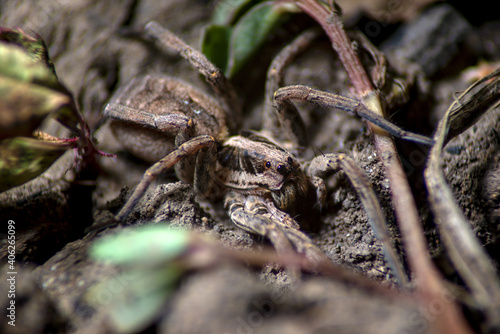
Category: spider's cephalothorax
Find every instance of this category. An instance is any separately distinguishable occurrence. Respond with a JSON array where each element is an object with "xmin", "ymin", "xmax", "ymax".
[
  {"xmin": 215, "ymin": 133, "xmax": 323, "ymax": 232},
  {"xmin": 216, "ymin": 135, "xmax": 311, "ymax": 206},
  {"xmin": 217, "ymin": 135, "xmax": 300, "ymax": 193},
  {"xmin": 103, "ymin": 21, "xmax": 432, "ymax": 265}
]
